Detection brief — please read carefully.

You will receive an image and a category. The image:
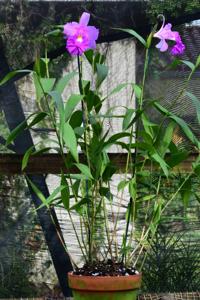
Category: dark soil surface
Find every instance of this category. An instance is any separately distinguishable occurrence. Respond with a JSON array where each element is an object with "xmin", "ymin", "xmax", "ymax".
[{"xmin": 74, "ymin": 259, "xmax": 137, "ymax": 276}]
